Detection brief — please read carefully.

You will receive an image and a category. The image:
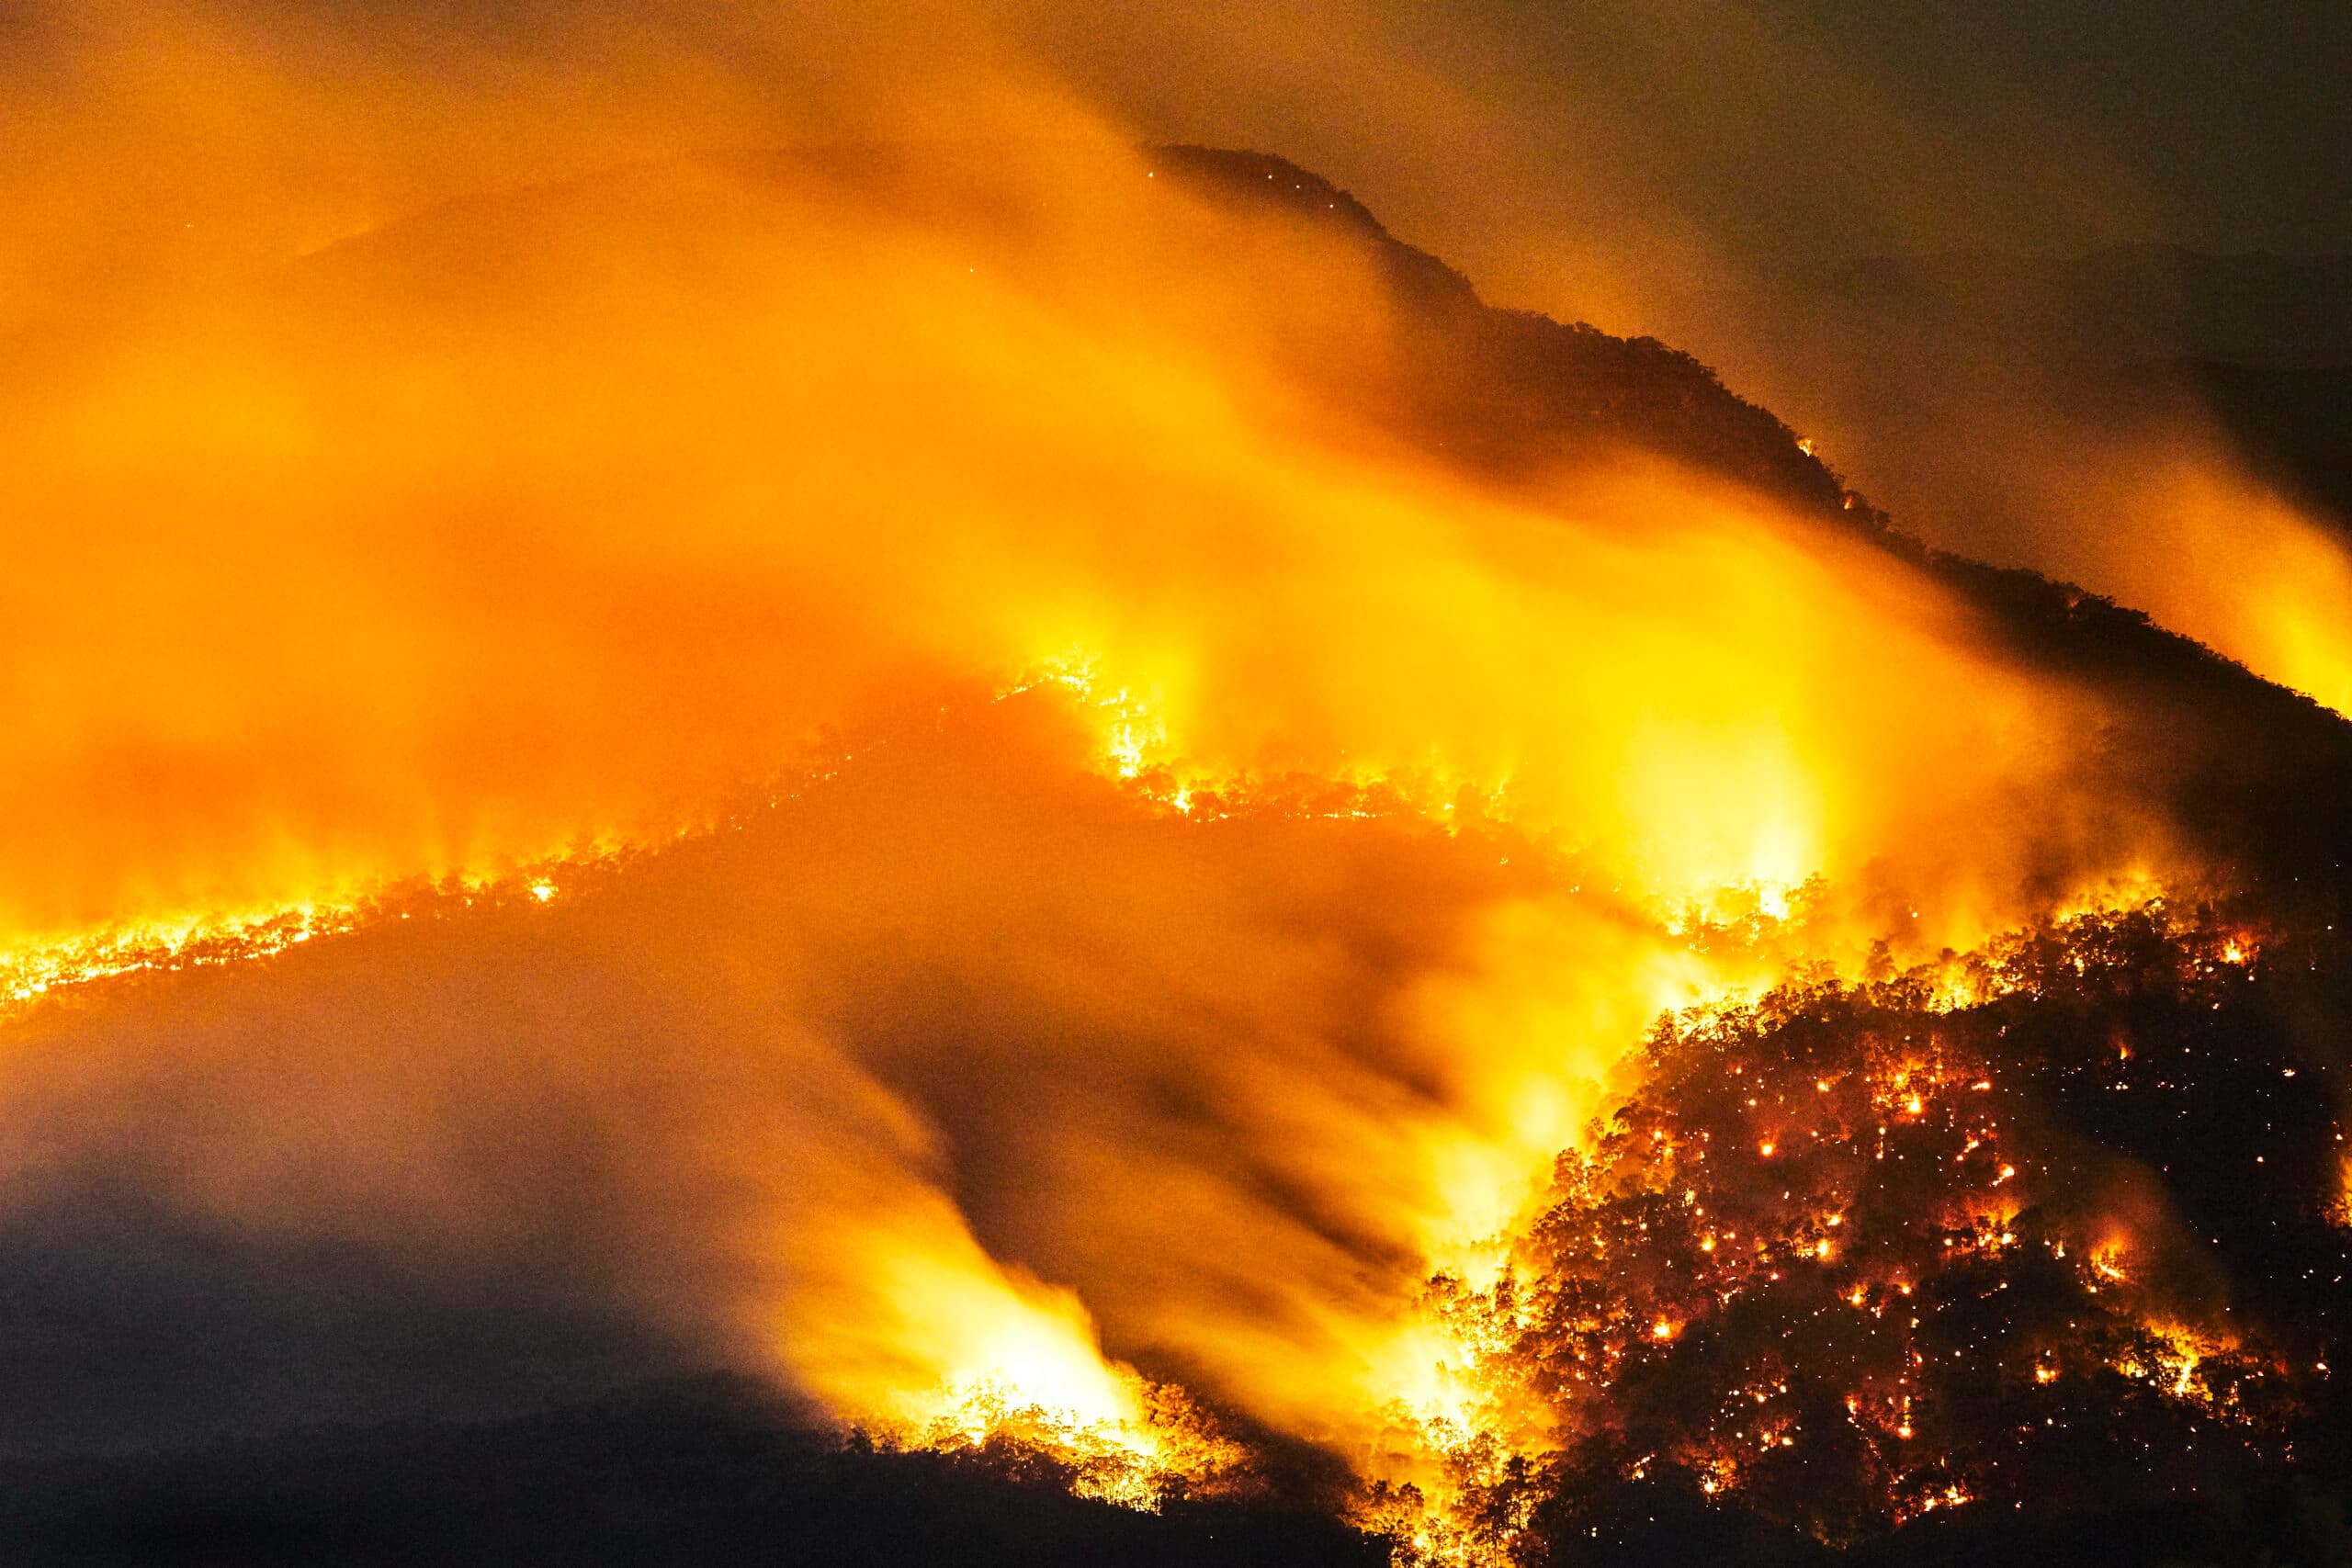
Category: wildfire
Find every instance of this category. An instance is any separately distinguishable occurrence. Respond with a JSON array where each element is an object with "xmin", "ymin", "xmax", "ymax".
[
  {"xmin": 893, "ymin": 1374, "xmax": 1243, "ymax": 1511},
  {"xmin": 0, "ymin": 872, "xmax": 587, "ymax": 1015},
  {"xmin": 0, "ymin": 102, "xmax": 2338, "ymax": 1568},
  {"xmin": 1410, "ymin": 898, "xmax": 2325, "ymax": 1553}
]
